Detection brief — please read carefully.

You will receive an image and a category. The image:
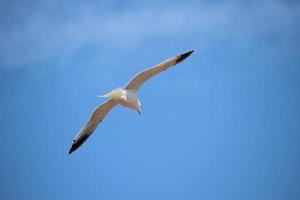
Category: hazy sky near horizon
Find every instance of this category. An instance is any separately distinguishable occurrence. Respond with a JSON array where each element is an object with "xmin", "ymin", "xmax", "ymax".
[{"xmin": 1, "ymin": 0, "xmax": 300, "ymax": 199}]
